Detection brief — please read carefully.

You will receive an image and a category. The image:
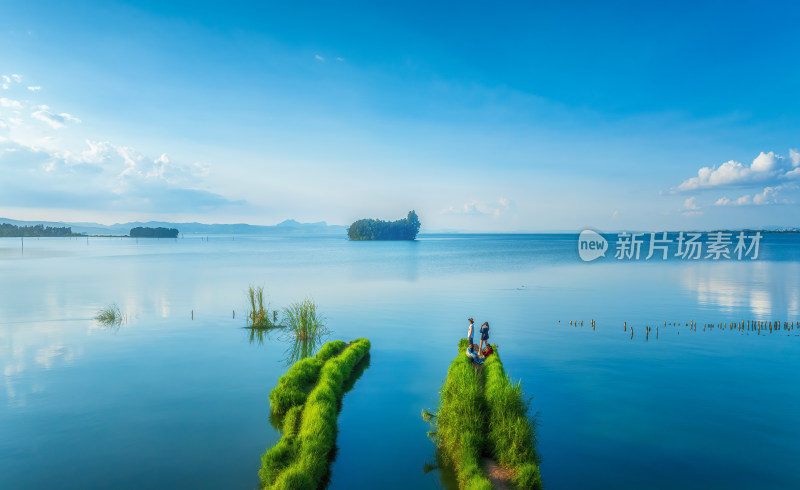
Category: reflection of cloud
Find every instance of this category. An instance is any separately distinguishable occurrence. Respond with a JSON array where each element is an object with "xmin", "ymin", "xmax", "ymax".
[
  {"xmin": 682, "ymin": 262, "xmax": 800, "ymax": 319},
  {"xmin": 681, "ymin": 262, "xmax": 774, "ymax": 317},
  {"xmin": 789, "ymin": 291, "xmax": 799, "ymax": 317},
  {"xmin": 2, "ymin": 322, "xmax": 85, "ymax": 406},
  {"xmin": 749, "ymin": 290, "xmax": 772, "ymax": 317},
  {"xmin": 35, "ymin": 344, "xmax": 81, "ymax": 369},
  {"xmin": 160, "ymin": 298, "xmax": 170, "ymax": 318}
]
